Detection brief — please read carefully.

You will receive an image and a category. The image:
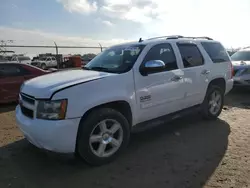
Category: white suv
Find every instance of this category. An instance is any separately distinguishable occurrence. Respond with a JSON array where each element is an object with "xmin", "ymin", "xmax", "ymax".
[{"xmin": 16, "ymin": 36, "xmax": 234, "ymax": 165}]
